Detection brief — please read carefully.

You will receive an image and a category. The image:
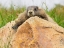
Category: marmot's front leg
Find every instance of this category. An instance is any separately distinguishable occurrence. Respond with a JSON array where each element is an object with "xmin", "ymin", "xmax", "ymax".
[
  {"xmin": 12, "ymin": 11, "xmax": 27, "ymax": 29},
  {"xmin": 12, "ymin": 18, "xmax": 23, "ymax": 29}
]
